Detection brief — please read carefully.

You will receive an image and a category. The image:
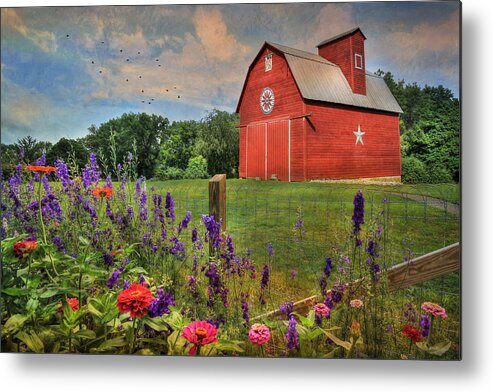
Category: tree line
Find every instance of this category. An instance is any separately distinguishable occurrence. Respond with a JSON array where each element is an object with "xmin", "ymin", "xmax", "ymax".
[
  {"xmin": 1, "ymin": 109, "xmax": 239, "ymax": 181},
  {"xmin": 376, "ymin": 70, "xmax": 460, "ymax": 183}
]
